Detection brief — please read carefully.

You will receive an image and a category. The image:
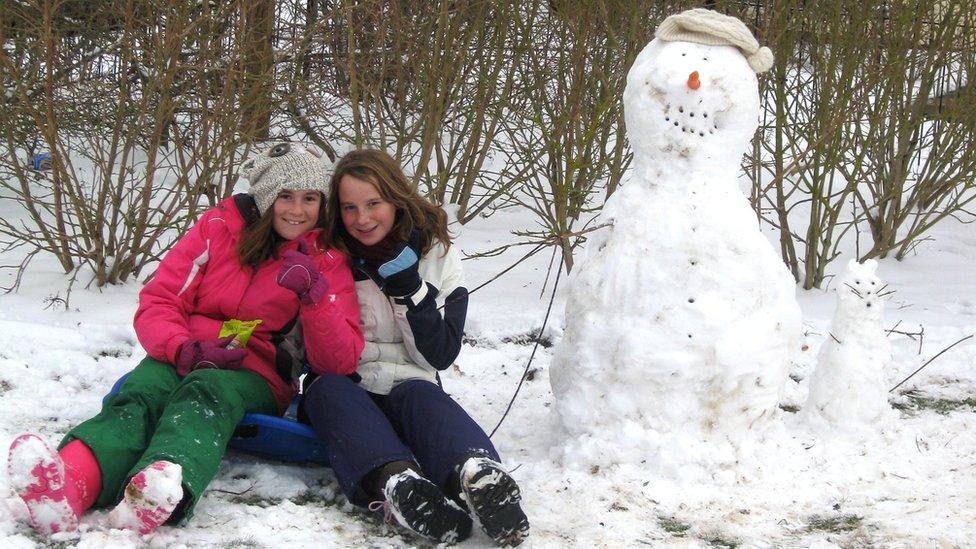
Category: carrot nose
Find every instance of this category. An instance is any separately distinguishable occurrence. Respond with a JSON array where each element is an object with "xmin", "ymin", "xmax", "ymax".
[{"xmin": 687, "ymin": 71, "xmax": 701, "ymax": 90}]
